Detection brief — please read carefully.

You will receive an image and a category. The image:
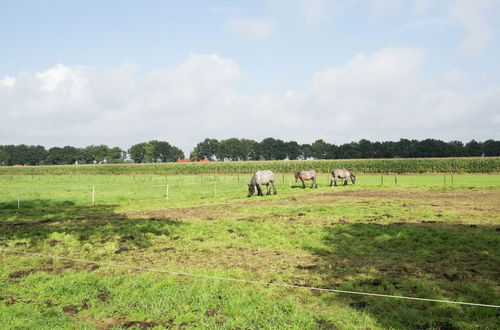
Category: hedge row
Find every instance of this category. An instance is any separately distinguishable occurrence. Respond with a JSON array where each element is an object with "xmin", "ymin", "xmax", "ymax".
[{"xmin": 0, "ymin": 158, "xmax": 498, "ymax": 175}]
